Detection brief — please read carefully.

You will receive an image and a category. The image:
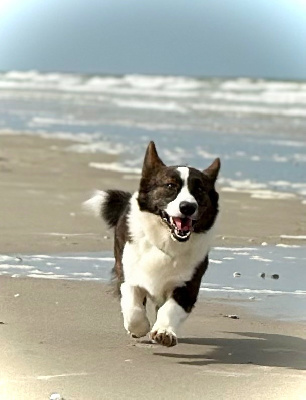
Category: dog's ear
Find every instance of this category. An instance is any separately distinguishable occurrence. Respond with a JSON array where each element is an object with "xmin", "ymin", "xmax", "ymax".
[
  {"xmin": 142, "ymin": 141, "xmax": 165, "ymax": 175},
  {"xmin": 203, "ymin": 158, "xmax": 221, "ymax": 182}
]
